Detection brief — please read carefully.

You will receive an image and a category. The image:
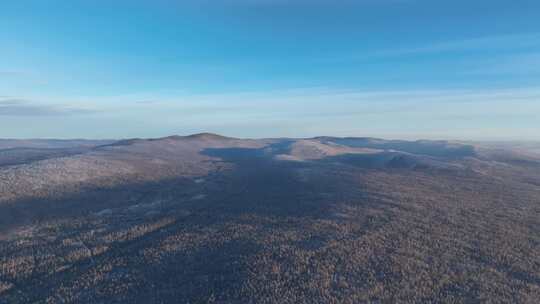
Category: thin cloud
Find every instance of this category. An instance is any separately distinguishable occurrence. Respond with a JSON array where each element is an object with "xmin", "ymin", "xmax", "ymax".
[
  {"xmin": 465, "ymin": 53, "xmax": 540, "ymax": 76},
  {"xmin": 376, "ymin": 33, "xmax": 540, "ymax": 57},
  {"xmin": 0, "ymin": 70, "xmax": 38, "ymax": 78},
  {"xmin": 317, "ymin": 33, "xmax": 540, "ymax": 64},
  {"xmin": 0, "ymin": 98, "xmax": 97, "ymax": 116},
  {"xmin": 135, "ymin": 100, "xmax": 161, "ymax": 104},
  {"xmin": 0, "ymin": 71, "xmax": 26, "ymax": 77}
]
